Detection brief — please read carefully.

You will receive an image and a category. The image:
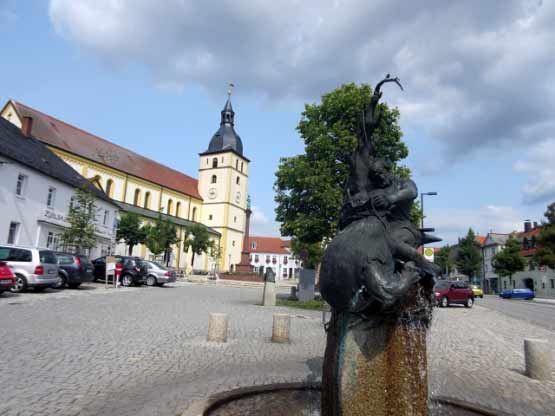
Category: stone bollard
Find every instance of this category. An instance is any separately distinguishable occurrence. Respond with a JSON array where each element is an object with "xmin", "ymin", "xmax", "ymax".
[
  {"xmin": 524, "ymin": 338, "xmax": 553, "ymax": 381},
  {"xmin": 207, "ymin": 313, "xmax": 228, "ymax": 343},
  {"xmin": 272, "ymin": 313, "xmax": 290, "ymax": 343}
]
